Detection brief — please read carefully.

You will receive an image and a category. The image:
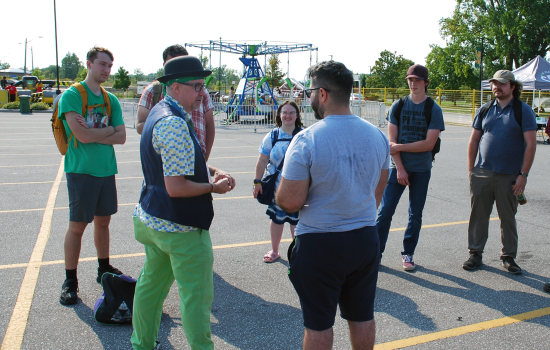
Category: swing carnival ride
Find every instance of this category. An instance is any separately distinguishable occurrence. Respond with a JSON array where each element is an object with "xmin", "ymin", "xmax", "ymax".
[{"xmin": 185, "ymin": 40, "xmax": 318, "ymax": 123}]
